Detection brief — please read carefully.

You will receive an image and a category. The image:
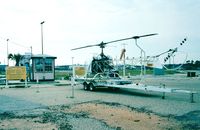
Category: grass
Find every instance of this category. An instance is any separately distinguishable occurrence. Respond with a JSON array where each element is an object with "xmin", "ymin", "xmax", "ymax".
[
  {"xmin": 119, "ymin": 69, "xmax": 154, "ymax": 76},
  {"xmin": 55, "ymin": 69, "xmax": 179, "ymax": 80},
  {"xmin": 1, "ymin": 69, "xmax": 180, "ymax": 81},
  {"xmin": 118, "ymin": 69, "xmax": 179, "ymax": 76},
  {"xmin": 55, "ymin": 70, "xmax": 72, "ymax": 80}
]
